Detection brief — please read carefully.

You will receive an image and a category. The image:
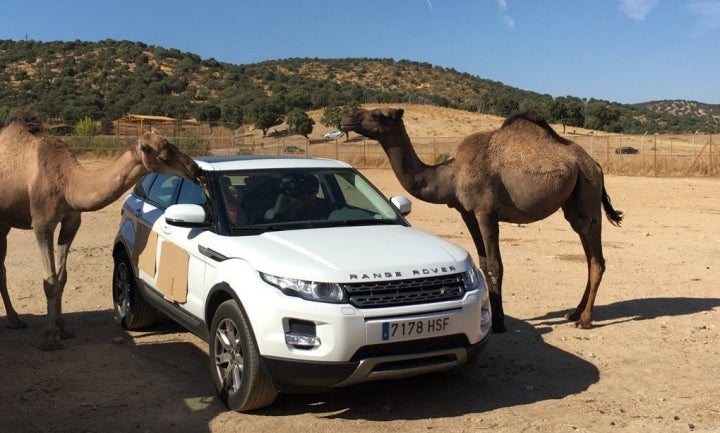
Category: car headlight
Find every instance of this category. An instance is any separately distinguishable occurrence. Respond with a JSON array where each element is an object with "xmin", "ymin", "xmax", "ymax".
[
  {"xmin": 462, "ymin": 266, "xmax": 484, "ymax": 291},
  {"xmin": 260, "ymin": 273, "xmax": 345, "ymax": 303}
]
